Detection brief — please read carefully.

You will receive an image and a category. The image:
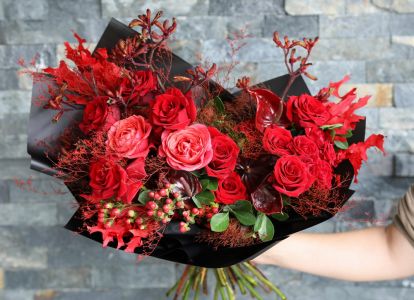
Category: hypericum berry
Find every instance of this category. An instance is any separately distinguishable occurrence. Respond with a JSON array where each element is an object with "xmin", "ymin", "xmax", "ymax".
[
  {"xmin": 146, "ymin": 201, "xmax": 157, "ymax": 210},
  {"xmin": 128, "ymin": 210, "xmax": 136, "ymax": 217},
  {"xmin": 206, "ymin": 213, "xmax": 213, "ymax": 219},
  {"xmin": 198, "ymin": 208, "xmax": 205, "ymax": 216},
  {"xmin": 179, "ymin": 226, "xmax": 187, "ymax": 233},
  {"xmin": 104, "ymin": 203, "xmax": 114, "ymax": 209},
  {"xmin": 165, "ymin": 183, "xmax": 171, "ymax": 189},
  {"xmin": 163, "ymin": 204, "xmax": 170, "ymax": 213},
  {"xmin": 112, "ymin": 208, "xmax": 121, "ymax": 216},
  {"xmin": 159, "ymin": 189, "xmax": 167, "ymax": 197},
  {"xmin": 179, "ymin": 221, "xmax": 186, "ymax": 227},
  {"xmin": 126, "ymin": 218, "xmax": 133, "ymax": 224},
  {"xmin": 162, "ymin": 218, "xmax": 169, "ymax": 224},
  {"xmin": 165, "ymin": 198, "xmax": 173, "ymax": 204},
  {"xmin": 191, "ymin": 208, "xmax": 199, "ymax": 215},
  {"xmin": 139, "ymin": 224, "xmax": 146, "ymax": 230},
  {"xmin": 212, "ymin": 207, "xmax": 219, "ymax": 214},
  {"xmin": 173, "ymin": 192, "xmax": 180, "ymax": 199},
  {"xmin": 182, "ymin": 211, "xmax": 189, "ymax": 218},
  {"xmin": 157, "ymin": 210, "xmax": 163, "ymax": 217},
  {"xmin": 149, "ymin": 191, "xmax": 155, "ymax": 198},
  {"xmin": 176, "ymin": 200, "xmax": 184, "ymax": 208},
  {"xmin": 136, "ymin": 217, "xmax": 143, "ymax": 225},
  {"xmin": 146, "ymin": 210, "xmax": 154, "ymax": 216},
  {"xmin": 154, "ymin": 193, "xmax": 161, "ymax": 200}
]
